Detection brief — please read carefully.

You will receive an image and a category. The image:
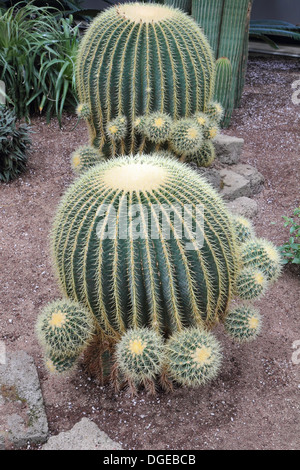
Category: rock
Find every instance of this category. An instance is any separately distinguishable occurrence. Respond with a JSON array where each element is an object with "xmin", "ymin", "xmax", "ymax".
[
  {"xmin": 0, "ymin": 351, "xmax": 48, "ymax": 449},
  {"xmin": 214, "ymin": 134, "xmax": 244, "ymax": 165},
  {"xmin": 230, "ymin": 163, "xmax": 264, "ymax": 195},
  {"xmin": 226, "ymin": 197, "xmax": 259, "ymax": 219},
  {"xmin": 194, "ymin": 167, "xmax": 221, "ymax": 190},
  {"xmin": 219, "ymin": 169, "xmax": 251, "ymax": 201},
  {"xmin": 42, "ymin": 418, "xmax": 122, "ymax": 451}
]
